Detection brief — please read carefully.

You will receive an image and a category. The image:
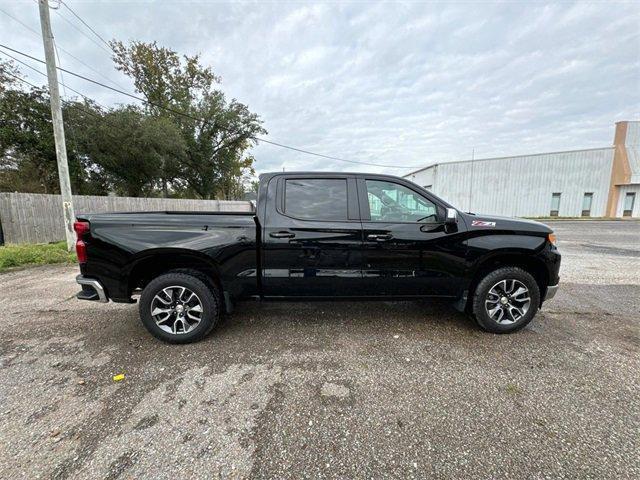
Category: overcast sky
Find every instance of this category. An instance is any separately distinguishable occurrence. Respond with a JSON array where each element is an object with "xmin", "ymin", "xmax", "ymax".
[{"xmin": 1, "ymin": 0, "xmax": 639, "ymax": 176}]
